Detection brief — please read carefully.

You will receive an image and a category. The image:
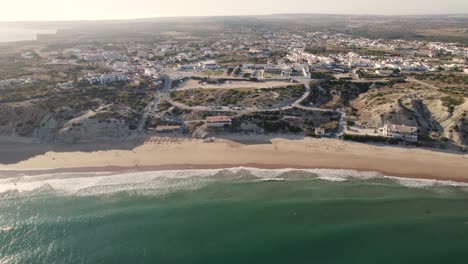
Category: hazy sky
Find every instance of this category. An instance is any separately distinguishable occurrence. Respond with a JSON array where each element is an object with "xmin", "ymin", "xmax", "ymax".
[{"xmin": 2, "ymin": 0, "xmax": 468, "ymax": 21}]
